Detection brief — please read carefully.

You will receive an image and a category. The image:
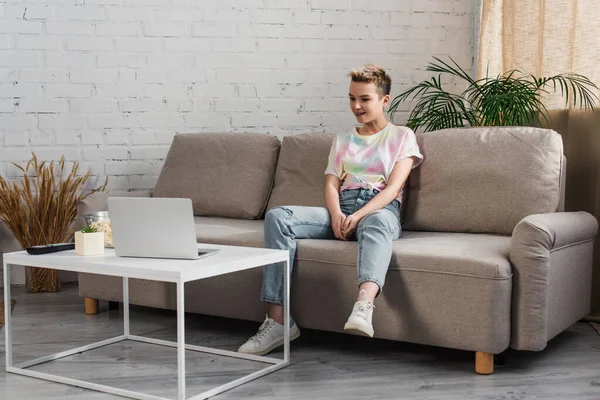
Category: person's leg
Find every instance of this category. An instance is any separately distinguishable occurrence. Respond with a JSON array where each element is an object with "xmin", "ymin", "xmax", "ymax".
[
  {"xmin": 344, "ymin": 205, "xmax": 401, "ymax": 337},
  {"xmin": 356, "ymin": 281, "xmax": 380, "ymax": 303},
  {"xmin": 356, "ymin": 201, "xmax": 401, "ymax": 296},
  {"xmin": 261, "ymin": 205, "xmax": 336, "ymax": 320},
  {"xmin": 239, "ymin": 205, "xmax": 337, "ymax": 355}
]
